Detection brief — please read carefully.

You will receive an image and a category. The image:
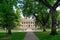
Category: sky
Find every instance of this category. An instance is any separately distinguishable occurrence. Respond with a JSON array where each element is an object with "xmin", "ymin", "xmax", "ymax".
[{"xmin": 56, "ymin": 6, "xmax": 60, "ymax": 10}]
